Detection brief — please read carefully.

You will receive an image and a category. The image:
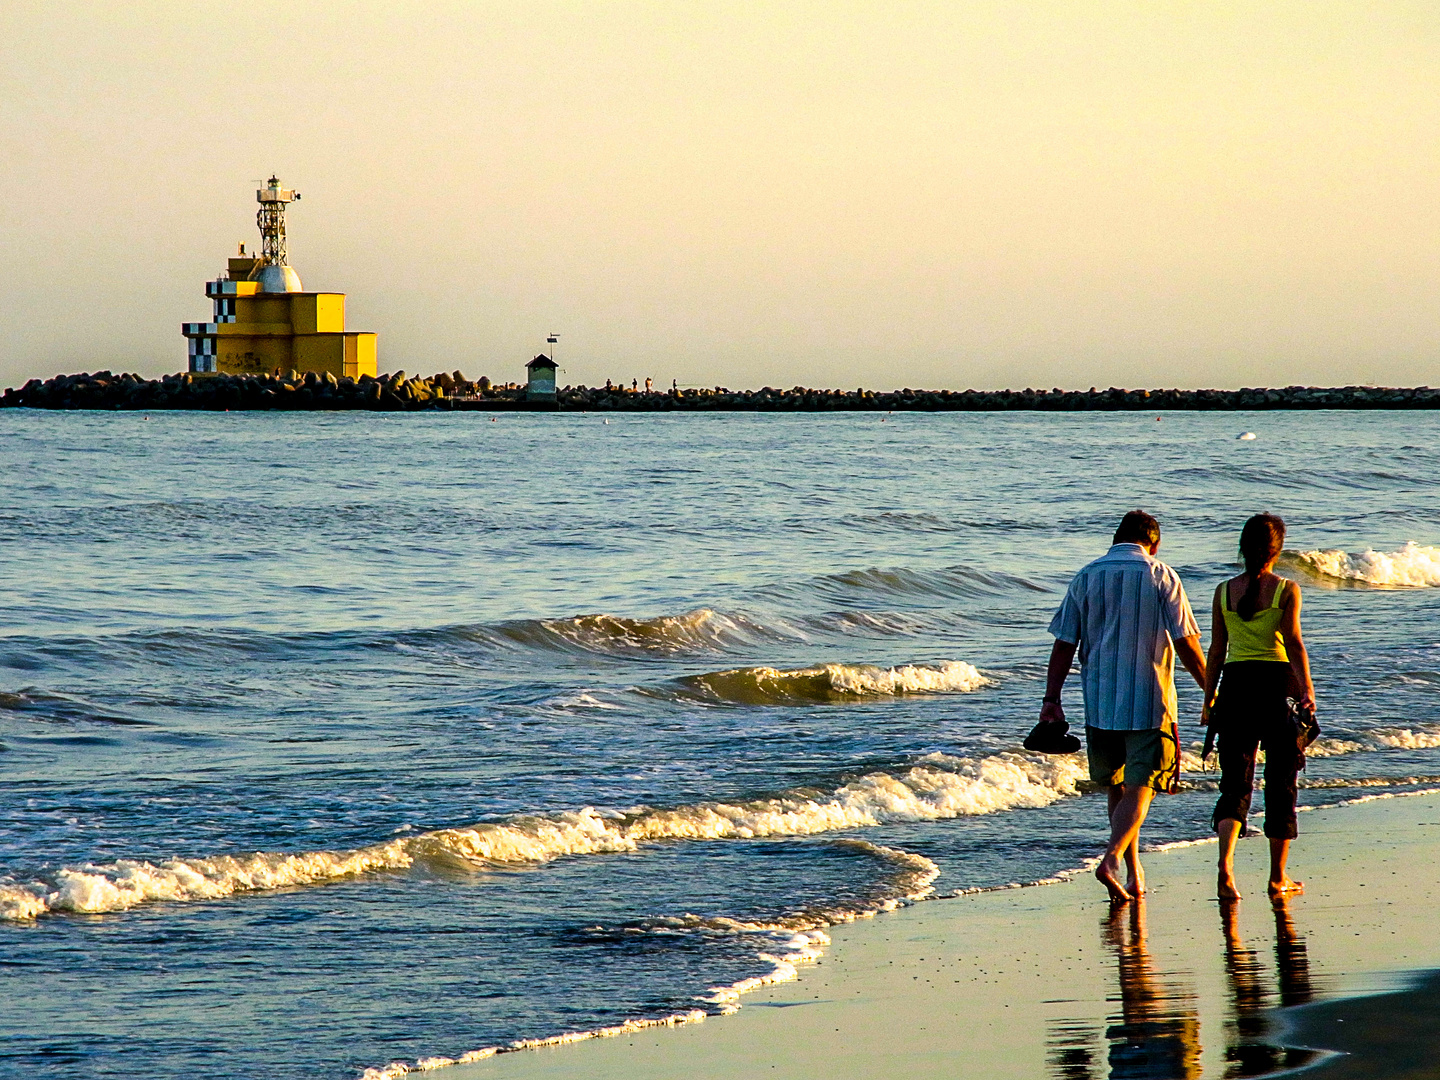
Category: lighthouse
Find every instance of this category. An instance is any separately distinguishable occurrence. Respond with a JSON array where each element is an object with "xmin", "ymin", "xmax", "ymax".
[{"xmin": 181, "ymin": 178, "xmax": 377, "ymax": 378}]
